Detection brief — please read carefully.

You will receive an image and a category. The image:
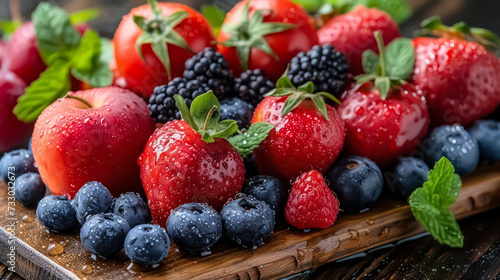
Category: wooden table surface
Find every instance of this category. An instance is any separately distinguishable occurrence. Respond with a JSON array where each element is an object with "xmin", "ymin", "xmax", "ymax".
[{"xmin": 1, "ymin": 208, "xmax": 499, "ymax": 280}]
